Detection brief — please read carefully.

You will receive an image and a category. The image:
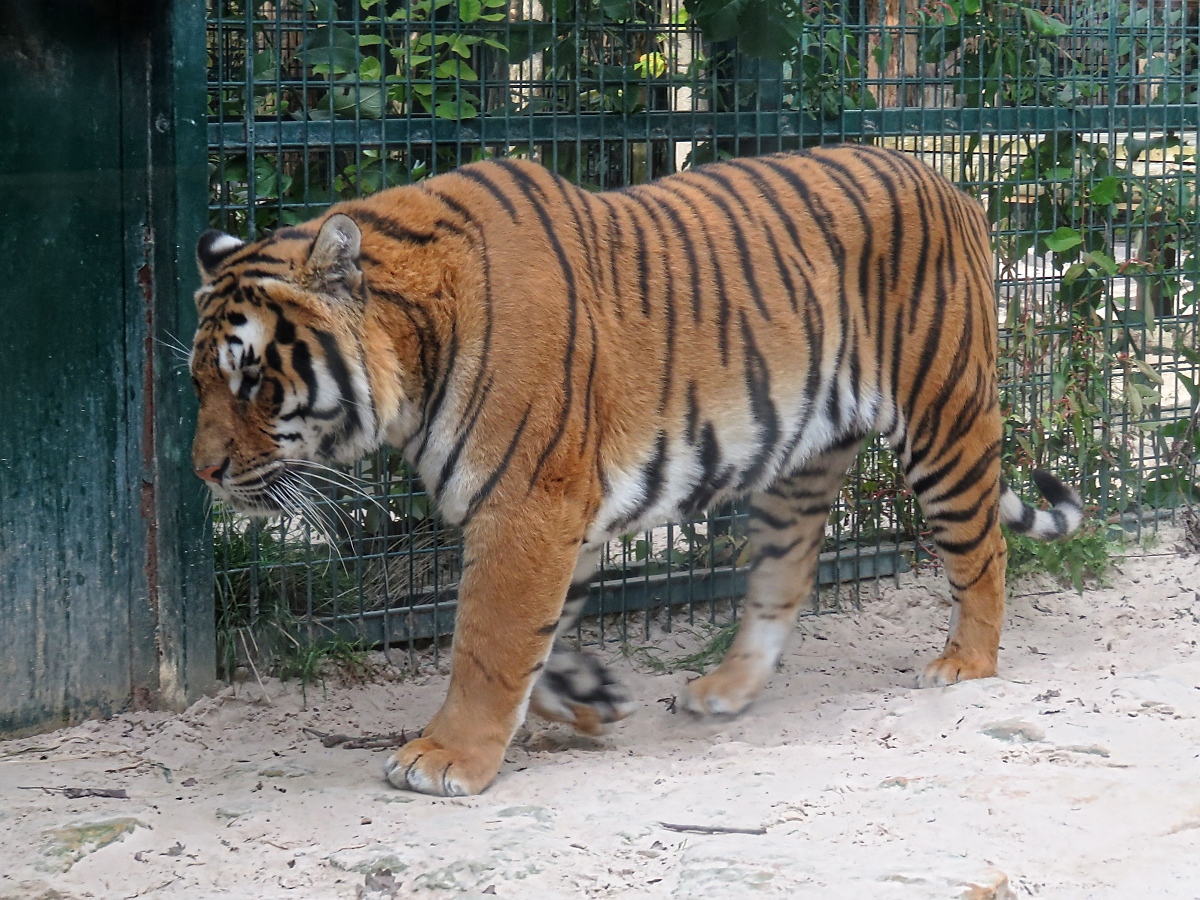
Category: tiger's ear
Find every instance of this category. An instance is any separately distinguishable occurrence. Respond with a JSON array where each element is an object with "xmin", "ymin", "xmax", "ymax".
[
  {"xmin": 196, "ymin": 229, "xmax": 245, "ymax": 282},
  {"xmin": 306, "ymin": 213, "xmax": 362, "ymax": 297}
]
